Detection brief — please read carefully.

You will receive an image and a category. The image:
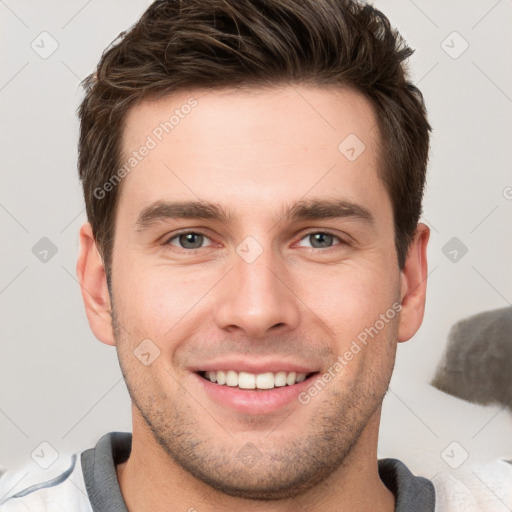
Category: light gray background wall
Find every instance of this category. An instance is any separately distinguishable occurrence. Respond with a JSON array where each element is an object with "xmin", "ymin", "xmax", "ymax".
[{"xmin": 1, "ymin": 0, "xmax": 511, "ymax": 482}]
